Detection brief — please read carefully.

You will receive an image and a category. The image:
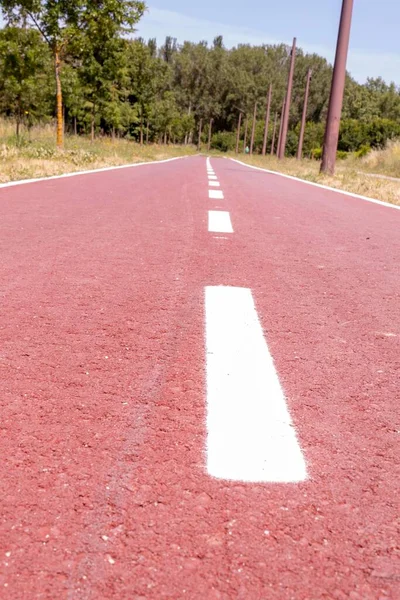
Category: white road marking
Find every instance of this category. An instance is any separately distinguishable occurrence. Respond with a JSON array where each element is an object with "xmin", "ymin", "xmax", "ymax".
[
  {"xmin": 208, "ymin": 211, "xmax": 233, "ymax": 233},
  {"xmin": 208, "ymin": 175, "xmax": 218, "ymax": 180},
  {"xmin": 205, "ymin": 286, "xmax": 308, "ymax": 483},
  {"xmin": 209, "ymin": 181, "xmax": 220, "ymax": 187},
  {"xmin": 209, "ymin": 190, "xmax": 224, "ymax": 200}
]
